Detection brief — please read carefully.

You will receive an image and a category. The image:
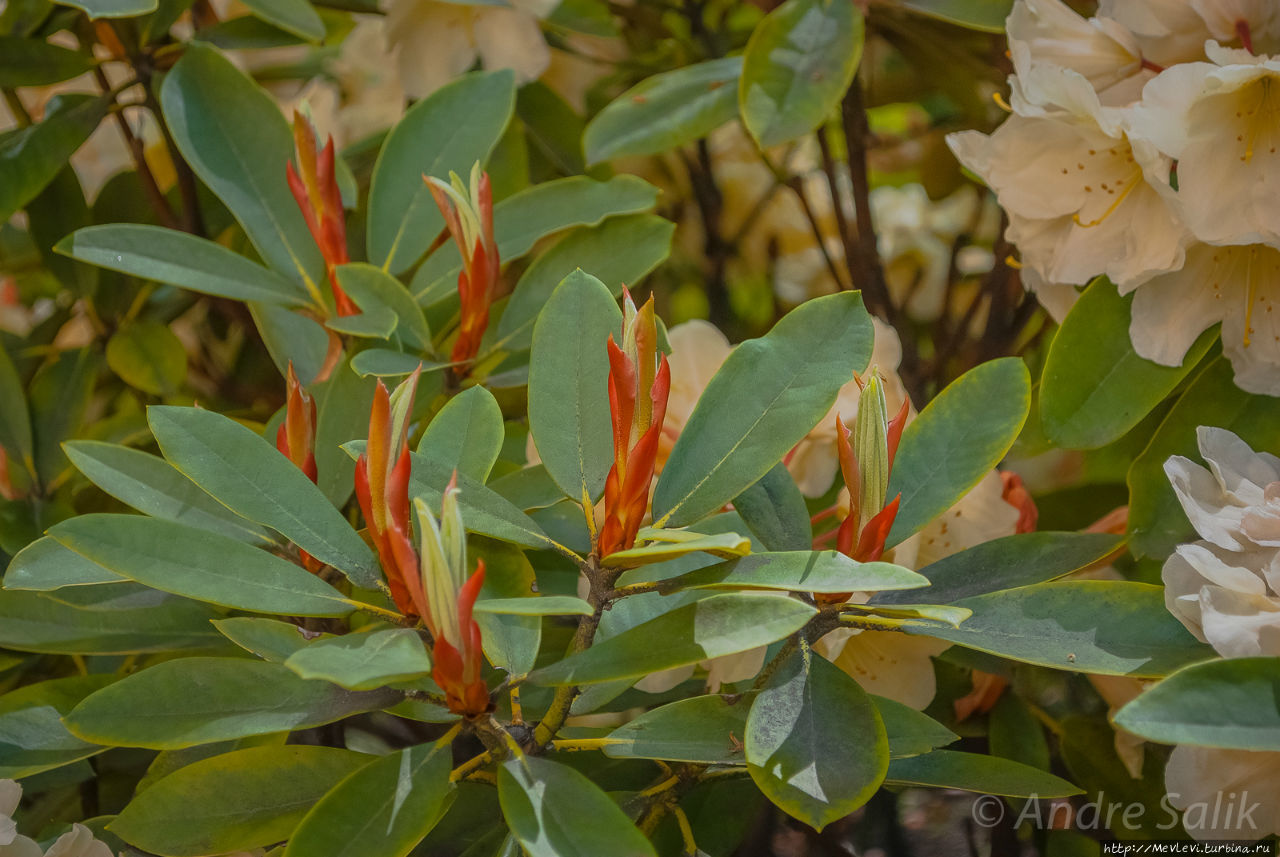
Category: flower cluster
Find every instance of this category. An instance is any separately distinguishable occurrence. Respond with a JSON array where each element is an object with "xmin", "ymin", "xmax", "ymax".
[{"xmin": 949, "ymin": 0, "xmax": 1280, "ymax": 394}]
